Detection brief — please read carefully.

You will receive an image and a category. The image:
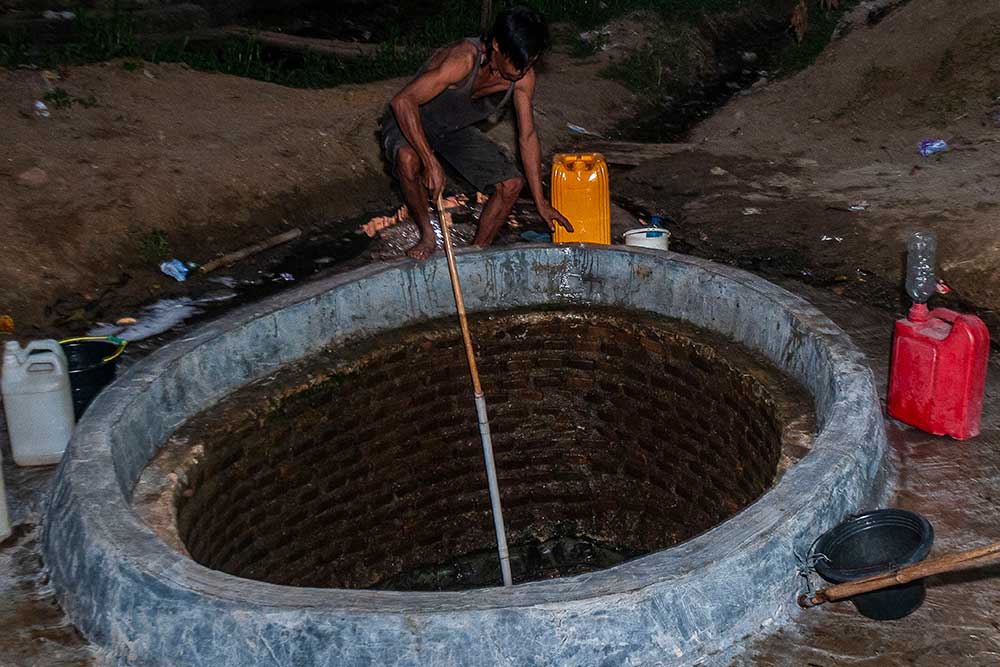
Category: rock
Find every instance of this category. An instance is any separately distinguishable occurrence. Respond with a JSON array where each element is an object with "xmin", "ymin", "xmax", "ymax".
[
  {"xmin": 17, "ymin": 167, "xmax": 48, "ymax": 188},
  {"xmin": 710, "ymin": 166, "xmax": 729, "ymax": 177}
]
